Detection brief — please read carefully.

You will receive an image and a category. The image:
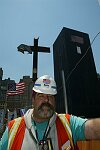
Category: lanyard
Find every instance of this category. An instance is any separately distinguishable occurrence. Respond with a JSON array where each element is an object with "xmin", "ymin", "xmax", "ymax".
[
  {"xmin": 28, "ymin": 120, "xmax": 53, "ymax": 150},
  {"xmin": 33, "ymin": 120, "xmax": 51, "ymax": 141}
]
